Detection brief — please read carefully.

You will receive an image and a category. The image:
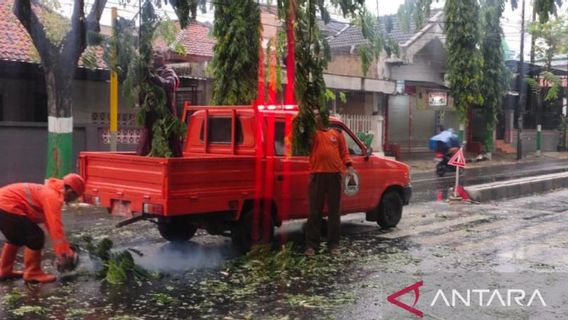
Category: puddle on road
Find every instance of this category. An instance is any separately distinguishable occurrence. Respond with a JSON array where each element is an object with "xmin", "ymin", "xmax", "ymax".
[{"xmin": 134, "ymin": 241, "xmax": 236, "ymax": 272}]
